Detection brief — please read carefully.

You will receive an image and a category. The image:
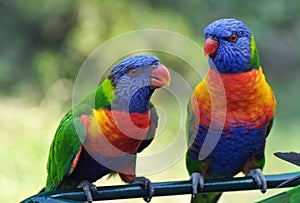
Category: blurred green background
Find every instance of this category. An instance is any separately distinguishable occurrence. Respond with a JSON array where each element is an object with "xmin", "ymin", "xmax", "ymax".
[{"xmin": 1, "ymin": 0, "xmax": 300, "ymax": 202}]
